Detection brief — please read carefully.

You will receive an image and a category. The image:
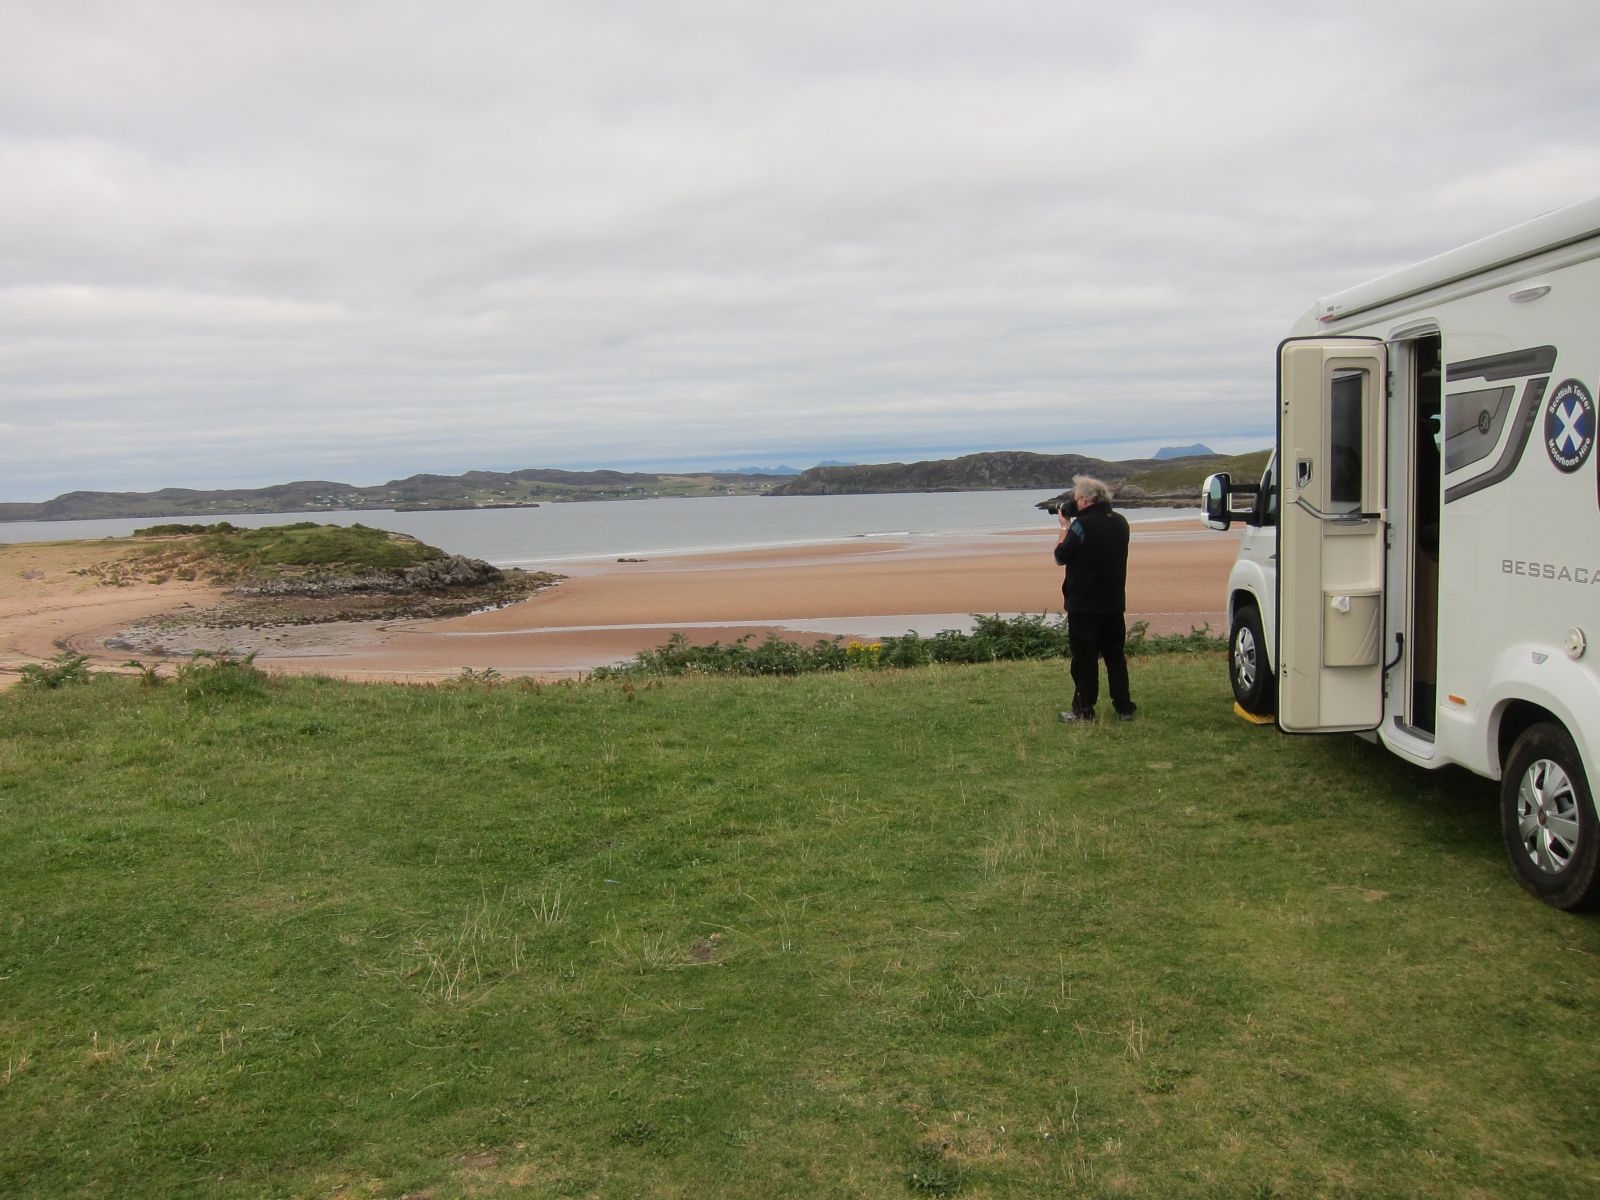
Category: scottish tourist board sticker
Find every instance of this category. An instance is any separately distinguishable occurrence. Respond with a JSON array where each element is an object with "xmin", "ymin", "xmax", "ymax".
[{"xmin": 1545, "ymin": 378, "xmax": 1595, "ymax": 473}]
